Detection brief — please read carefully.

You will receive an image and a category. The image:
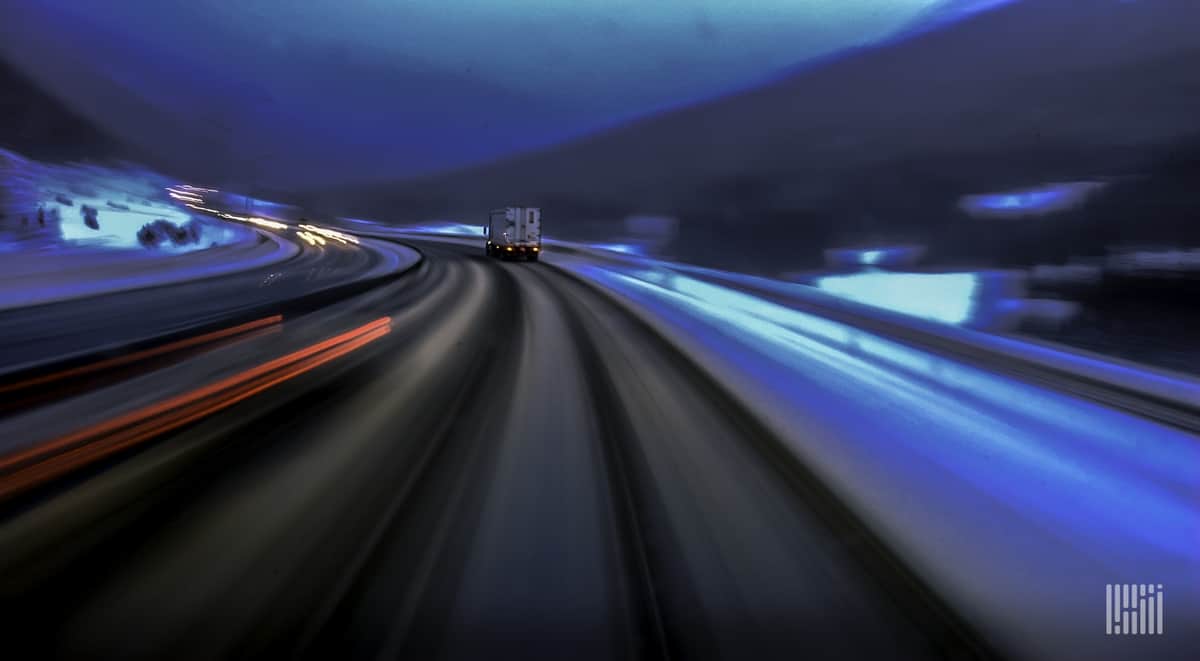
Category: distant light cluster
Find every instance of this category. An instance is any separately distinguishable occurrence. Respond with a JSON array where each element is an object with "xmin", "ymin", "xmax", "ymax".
[{"xmin": 169, "ymin": 183, "xmax": 360, "ymax": 248}]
